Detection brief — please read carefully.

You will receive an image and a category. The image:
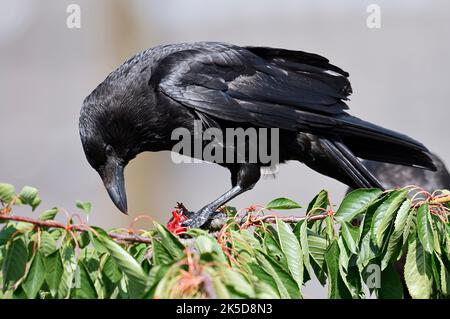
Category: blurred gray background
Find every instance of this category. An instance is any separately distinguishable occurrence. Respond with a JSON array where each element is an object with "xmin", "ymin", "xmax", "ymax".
[{"xmin": 0, "ymin": 0, "xmax": 449, "ymax": 298}]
